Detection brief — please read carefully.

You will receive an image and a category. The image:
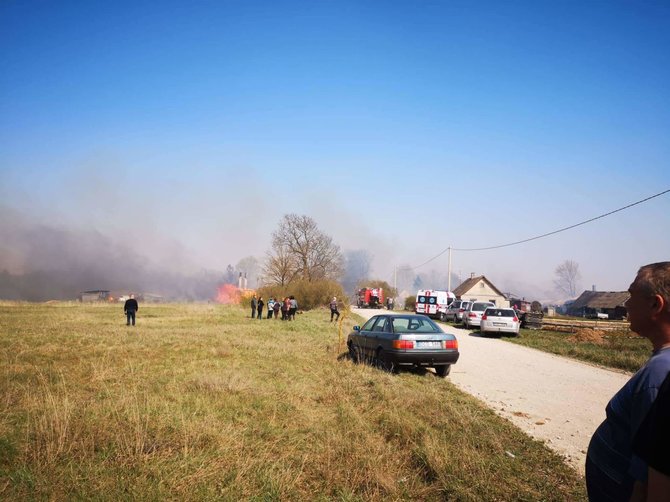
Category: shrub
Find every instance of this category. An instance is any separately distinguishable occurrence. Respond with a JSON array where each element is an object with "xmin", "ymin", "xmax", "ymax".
[
  {"xmin": 404, "ymin": 295, "xmax": 416, "ymax": 311},
  {"xmin": 257, "ymin": 279, "xmax": 346, "ymax": 311}
]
